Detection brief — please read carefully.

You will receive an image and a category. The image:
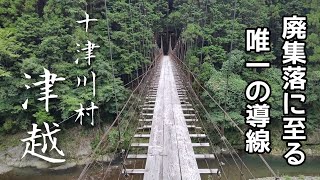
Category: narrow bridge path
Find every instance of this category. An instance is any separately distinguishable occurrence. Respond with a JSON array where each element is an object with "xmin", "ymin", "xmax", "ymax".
[
  {"xmin": 79, "ymin": 42, "xmax": 275, "ymax": 180},
  {"xmin": 126, "ymin": 55, "xmax": 219, "ymax": 179},
  {"xmin": 144, "ymin": 56, "xmax": 200, "ymax": 180}
]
